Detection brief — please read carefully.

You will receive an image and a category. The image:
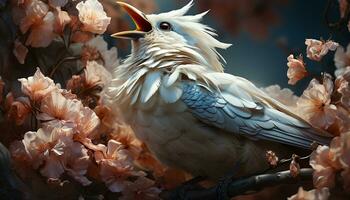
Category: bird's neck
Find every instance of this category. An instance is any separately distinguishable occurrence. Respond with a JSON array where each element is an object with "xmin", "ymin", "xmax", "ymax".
[{"xmin": 108, "ymin": 42, "xmax": 219, "ymax": 106}]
